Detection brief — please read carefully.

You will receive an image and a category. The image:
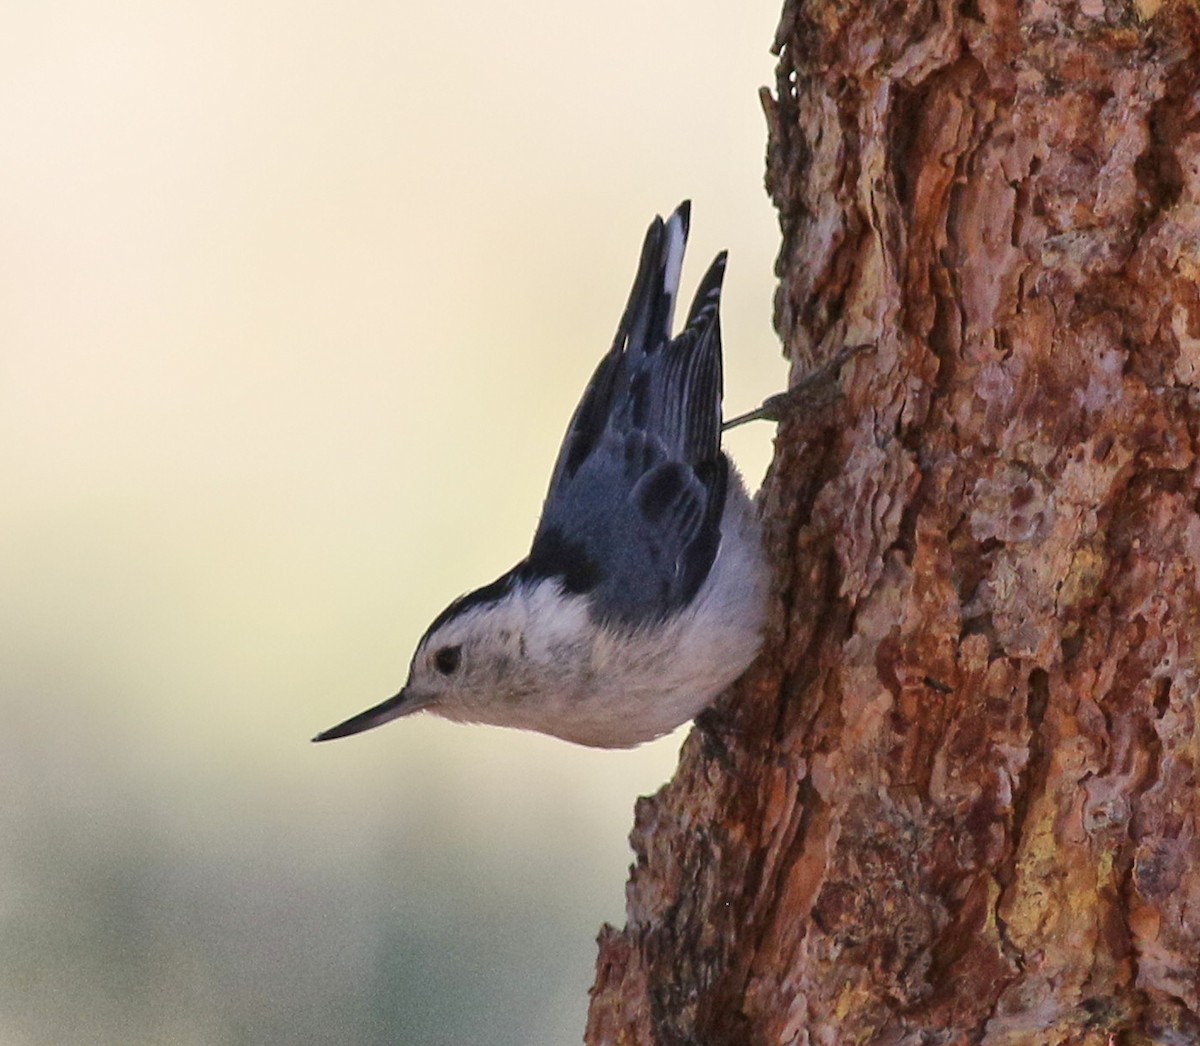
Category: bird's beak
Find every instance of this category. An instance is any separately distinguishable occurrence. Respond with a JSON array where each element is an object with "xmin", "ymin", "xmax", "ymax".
[{"xmin": 311, "ymin": 688, "xmax": 427, "ymax": 742}]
